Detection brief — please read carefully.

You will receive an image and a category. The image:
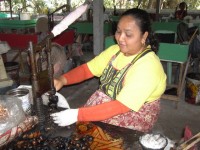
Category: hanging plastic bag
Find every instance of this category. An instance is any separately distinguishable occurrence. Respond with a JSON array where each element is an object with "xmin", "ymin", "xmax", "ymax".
[
  {"xmin": 0, "ymin": 95, "xmax": 38, "ymax": 147},
  {"xmin": 0, "ymin": 95, "xmax": 26, "ymax": 135}
]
